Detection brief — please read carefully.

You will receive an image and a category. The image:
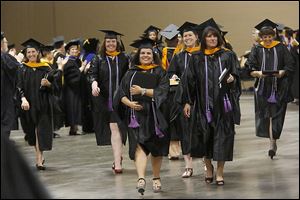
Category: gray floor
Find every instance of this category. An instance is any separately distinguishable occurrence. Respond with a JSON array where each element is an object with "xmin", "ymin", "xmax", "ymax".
[{"xmin": 10, "ymin": 94, "xmax": 299, "ymax": 199}]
